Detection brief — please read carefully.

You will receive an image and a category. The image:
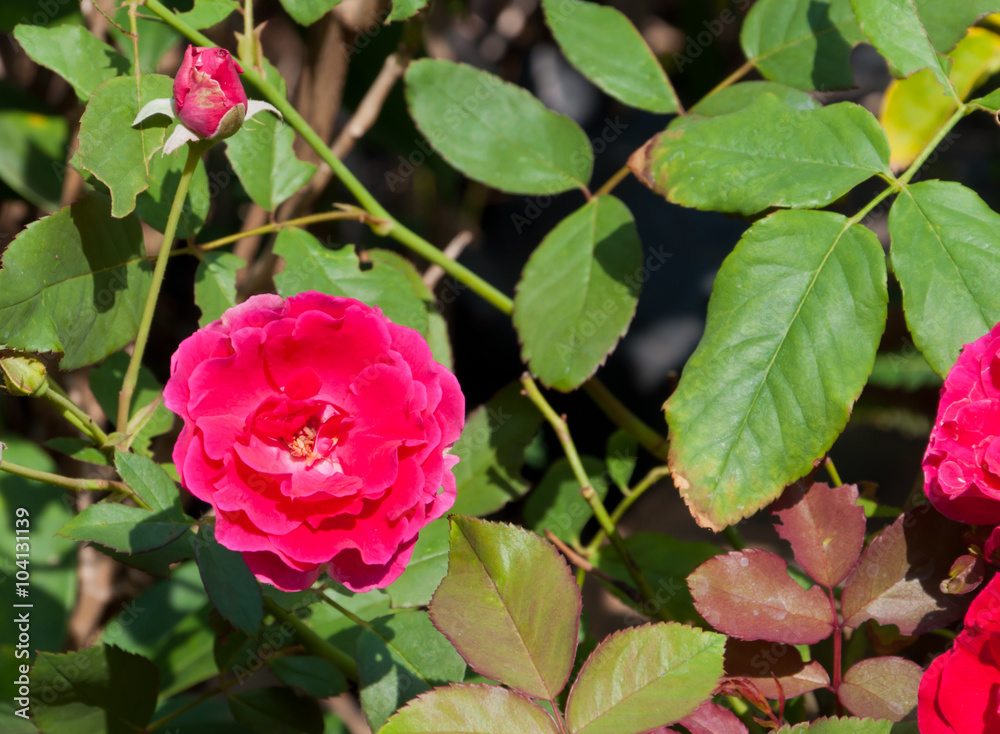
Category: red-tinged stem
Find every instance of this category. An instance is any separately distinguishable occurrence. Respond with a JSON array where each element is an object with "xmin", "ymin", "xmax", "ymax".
[{"xmin": 827, "ymin": 586, "xmax": 844, "ymax": 715}]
